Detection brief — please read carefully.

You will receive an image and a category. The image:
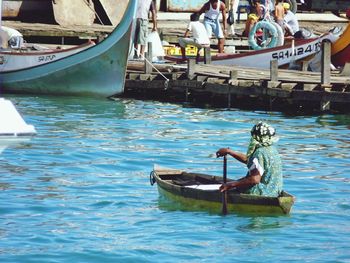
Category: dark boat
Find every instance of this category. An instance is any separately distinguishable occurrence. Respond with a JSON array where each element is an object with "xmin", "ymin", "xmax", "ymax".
[{"xmin": 150, "ymin": 166, "xmax": 295, "ymax": 215}]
